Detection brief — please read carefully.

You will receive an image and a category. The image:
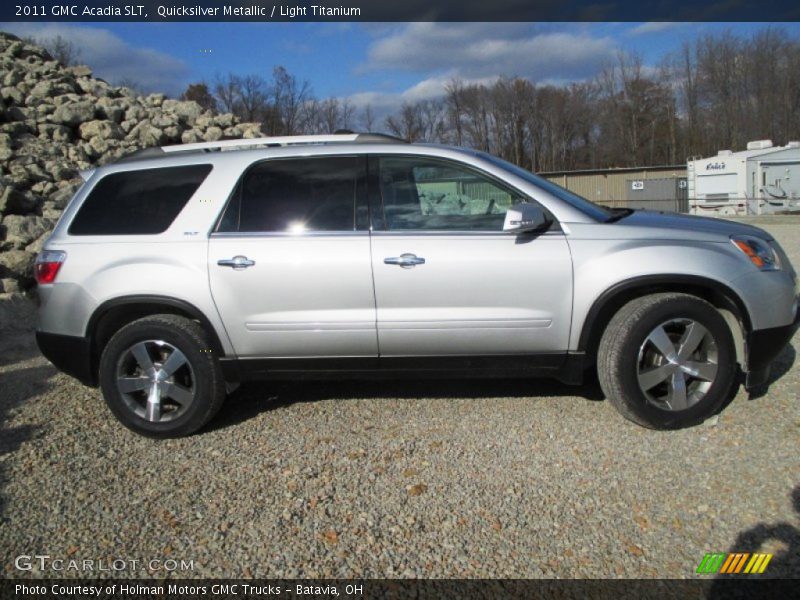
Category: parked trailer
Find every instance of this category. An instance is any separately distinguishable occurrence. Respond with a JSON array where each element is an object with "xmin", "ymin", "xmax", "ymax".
[{"xmin": 688, "ymin": 140, "xmax": 800, "ymax": 216}]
